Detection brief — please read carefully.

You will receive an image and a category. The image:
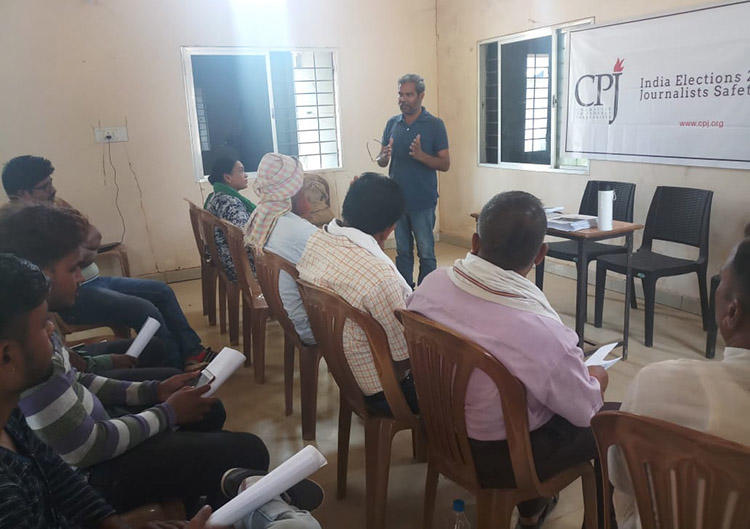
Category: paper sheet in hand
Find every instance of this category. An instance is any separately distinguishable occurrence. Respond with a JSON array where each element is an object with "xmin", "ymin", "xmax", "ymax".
[
  {"xmin": 199, "ymin": 347, "xmax": 245, "ymax": 397},
  {"xmin": 207, "ymin": 445, "xmax": 327, "ymax": 527},
  {"xmin": 124, "ymin": 317, "xmax": 160, "ymax": 358},
  {"xmin": 585, "ymin": 342, "xmax": 622, "ymax": 370}
]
